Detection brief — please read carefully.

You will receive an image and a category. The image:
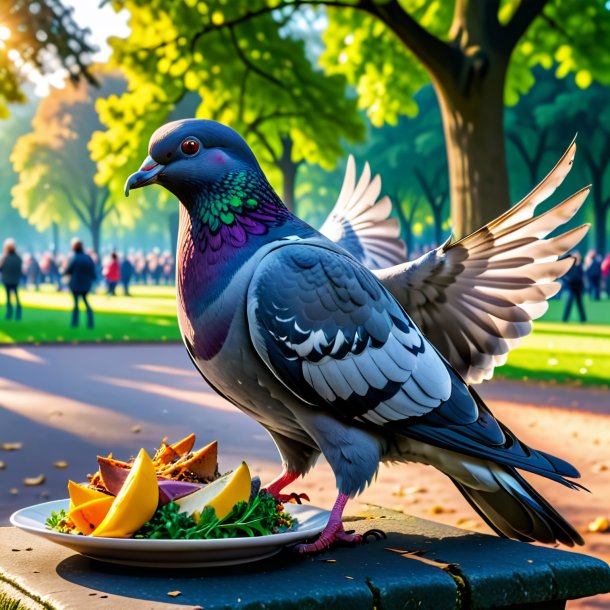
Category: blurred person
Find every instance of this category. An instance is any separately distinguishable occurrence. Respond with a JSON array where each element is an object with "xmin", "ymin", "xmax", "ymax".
[
  {"xmin": 584, "ymin": 249, "xmax": 602, "ymax": 301},
  {"xmin": 120, "ymin": 255, "xmax": 134, "ymax": 295},
  {"xmin": 0, "ymin": 238, "xmax": 23, "ymax": 320},
  {"xmin": 602, "ymin": 253, "xmax": 610, "ymax": 298},
  {"xmin": 162, "ymin": 252, "xmax": 175, "ymax": 284},
  {"xmin": 103, "ymin": 251, "xmax": 121, "ymax": 296},
  {"xmin": 148, "ymin": 248, "xmax": 161, "ymax": 285},
  {"xmin": 25, "ymin": 254, "xmax": 41, "ymax": 290},
  {"xmin": 64, "ymin": 238, "xmax": 96, "ymax": 329},
  {"xmin": 88, "ymin": 249, "xmax": 102, "ymax": 291},
  {"xmin": 562, "ymin": 251, "xmax": 587, "ymax": 323},
  {"xmin": 133, "ymin": 251, "xmax": 146, "ymax": 284}
]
